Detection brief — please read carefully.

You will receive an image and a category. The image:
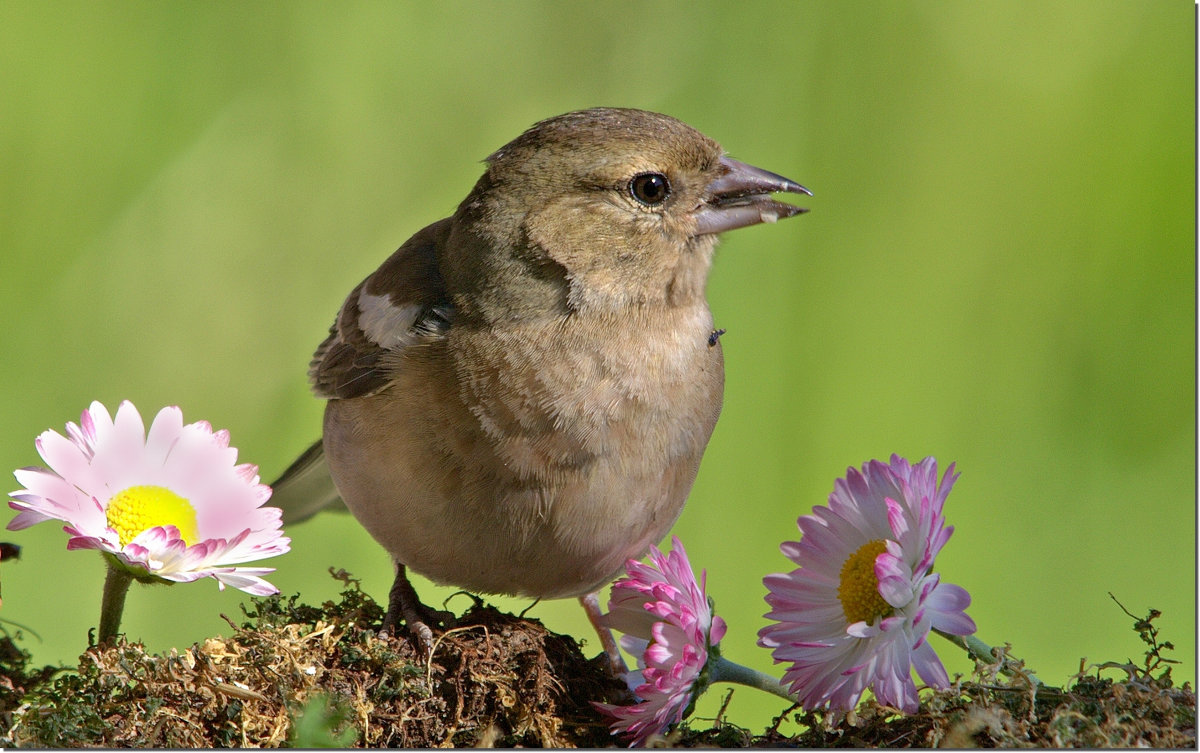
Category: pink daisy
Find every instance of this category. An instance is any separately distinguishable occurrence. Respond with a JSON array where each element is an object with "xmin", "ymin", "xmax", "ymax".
[
  {"xmin": 757, "ymin": 455, "xmax": 975, "ymax": 713},
  {"xmin": 595, "ymin": 536, "xmax": 727, "ymax": 747},
  {"xmin": 9, "ymin": 400, "xmax": 289, "ymax": 595}
]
